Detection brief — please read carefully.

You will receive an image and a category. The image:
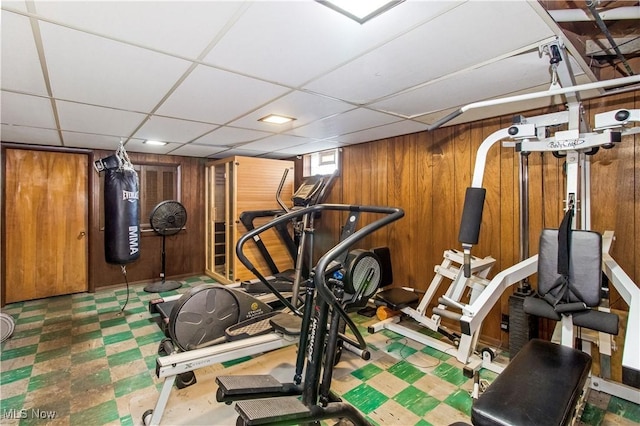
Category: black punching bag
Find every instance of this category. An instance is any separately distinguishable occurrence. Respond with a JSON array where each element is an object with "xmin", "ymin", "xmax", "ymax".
[{"xmin": 104, "ymin": 168, "xmax": 140, "ymax": 264}]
